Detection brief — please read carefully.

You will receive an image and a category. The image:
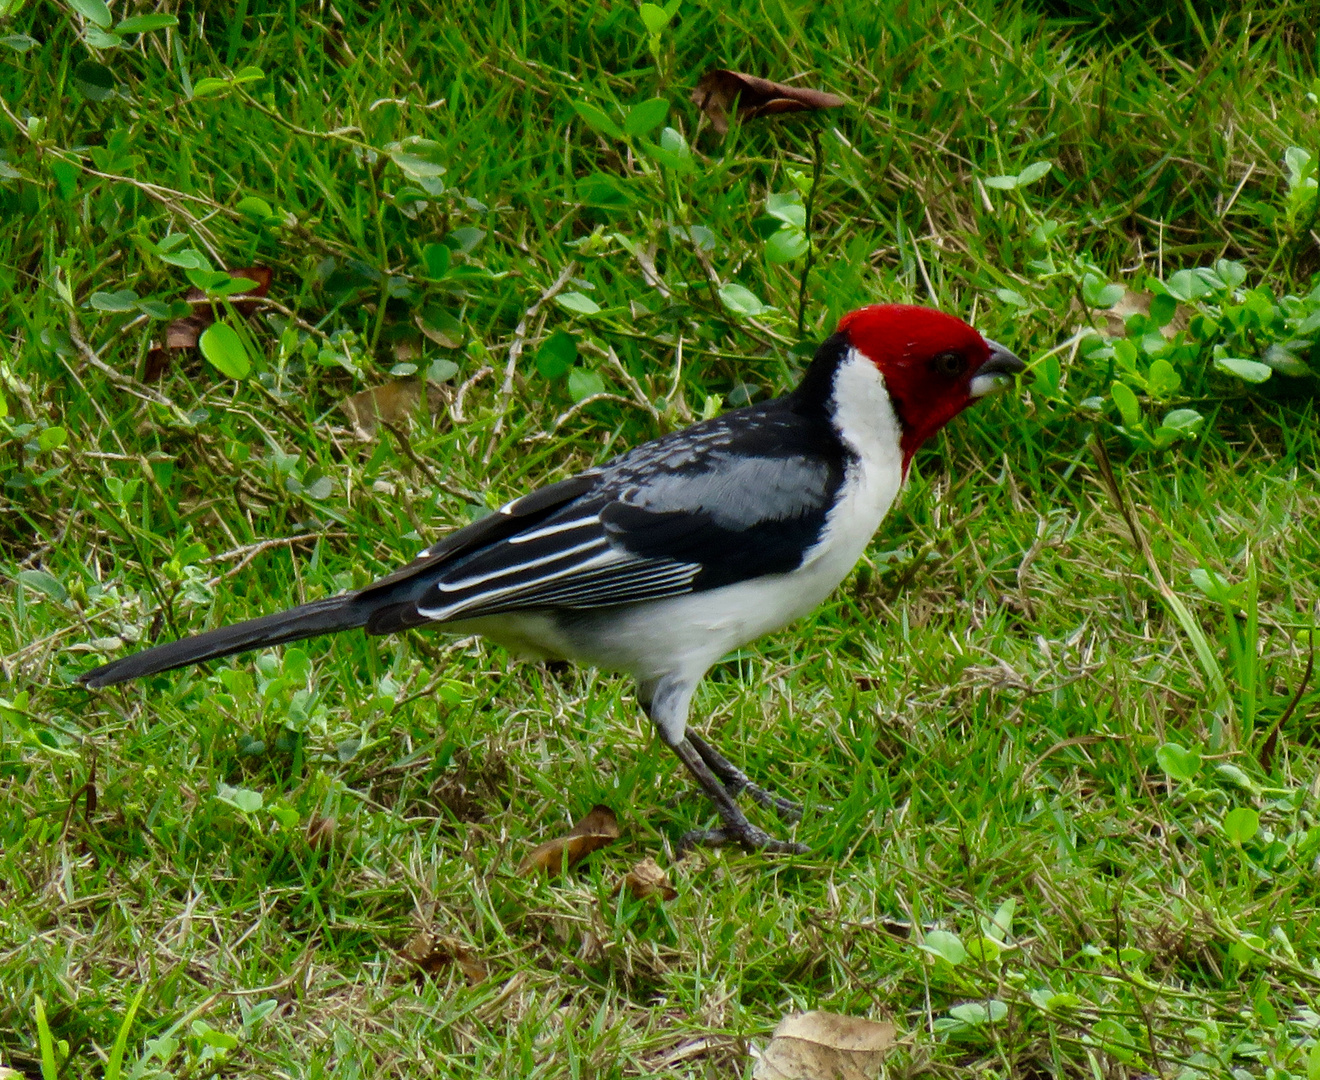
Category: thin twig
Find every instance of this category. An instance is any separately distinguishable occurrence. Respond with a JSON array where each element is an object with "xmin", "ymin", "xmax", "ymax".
[
  {"xmin": 54, "ymin": 342, "xmax": 128, "ymax": 458},
  {"xmin": 2, "ymin": 624, "xmax": 83, "ymax": 673},
  {"xmin": 1258, "ymin": 634, "xmax": 1315, "ymax": 771},
  {"xmin": 379, "ymin": 419, "xmax": 481, "ymax": 504},
  {"xmin": 451, "ymin": 365, "xmax": 493, "ymax": 424},
  {"xmin": 796, "ymin": 128, "xmax": 824, "ymax": 338},
  {"xmin": 1218, "ymin": 162, "xmax": 1255, "ymax": 220},
  {"xmin": 251, "ymin": 296, "xmax": 336, "ymax": 344},
  {"xmin": 544, "ymin": 392, "xmax": 650, "ymax": 435},
  {"xmin": 579, "ymin": 340, "xmax": 661, "ymax": 423},
  {"xmin": 235, "ymin": 86, "xmax": 373, "ymax": 149},
  {"xmin": 201, "ymin": 533, "xmax": 344, "ymax": 587},
  {"xmin": 486, "ymin": 262, "xmax": 577, "ymax": 461},
  {"xmin": 66, "ymin": 312, "xmax": 181, "ymax": 413},
  {"xmin": 911, "ymin": 222, "xmax": 938, "ymax": 302},
  {"xmin": 13, "ymin": 123, "xmax": 228, "ymax": 257}
]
